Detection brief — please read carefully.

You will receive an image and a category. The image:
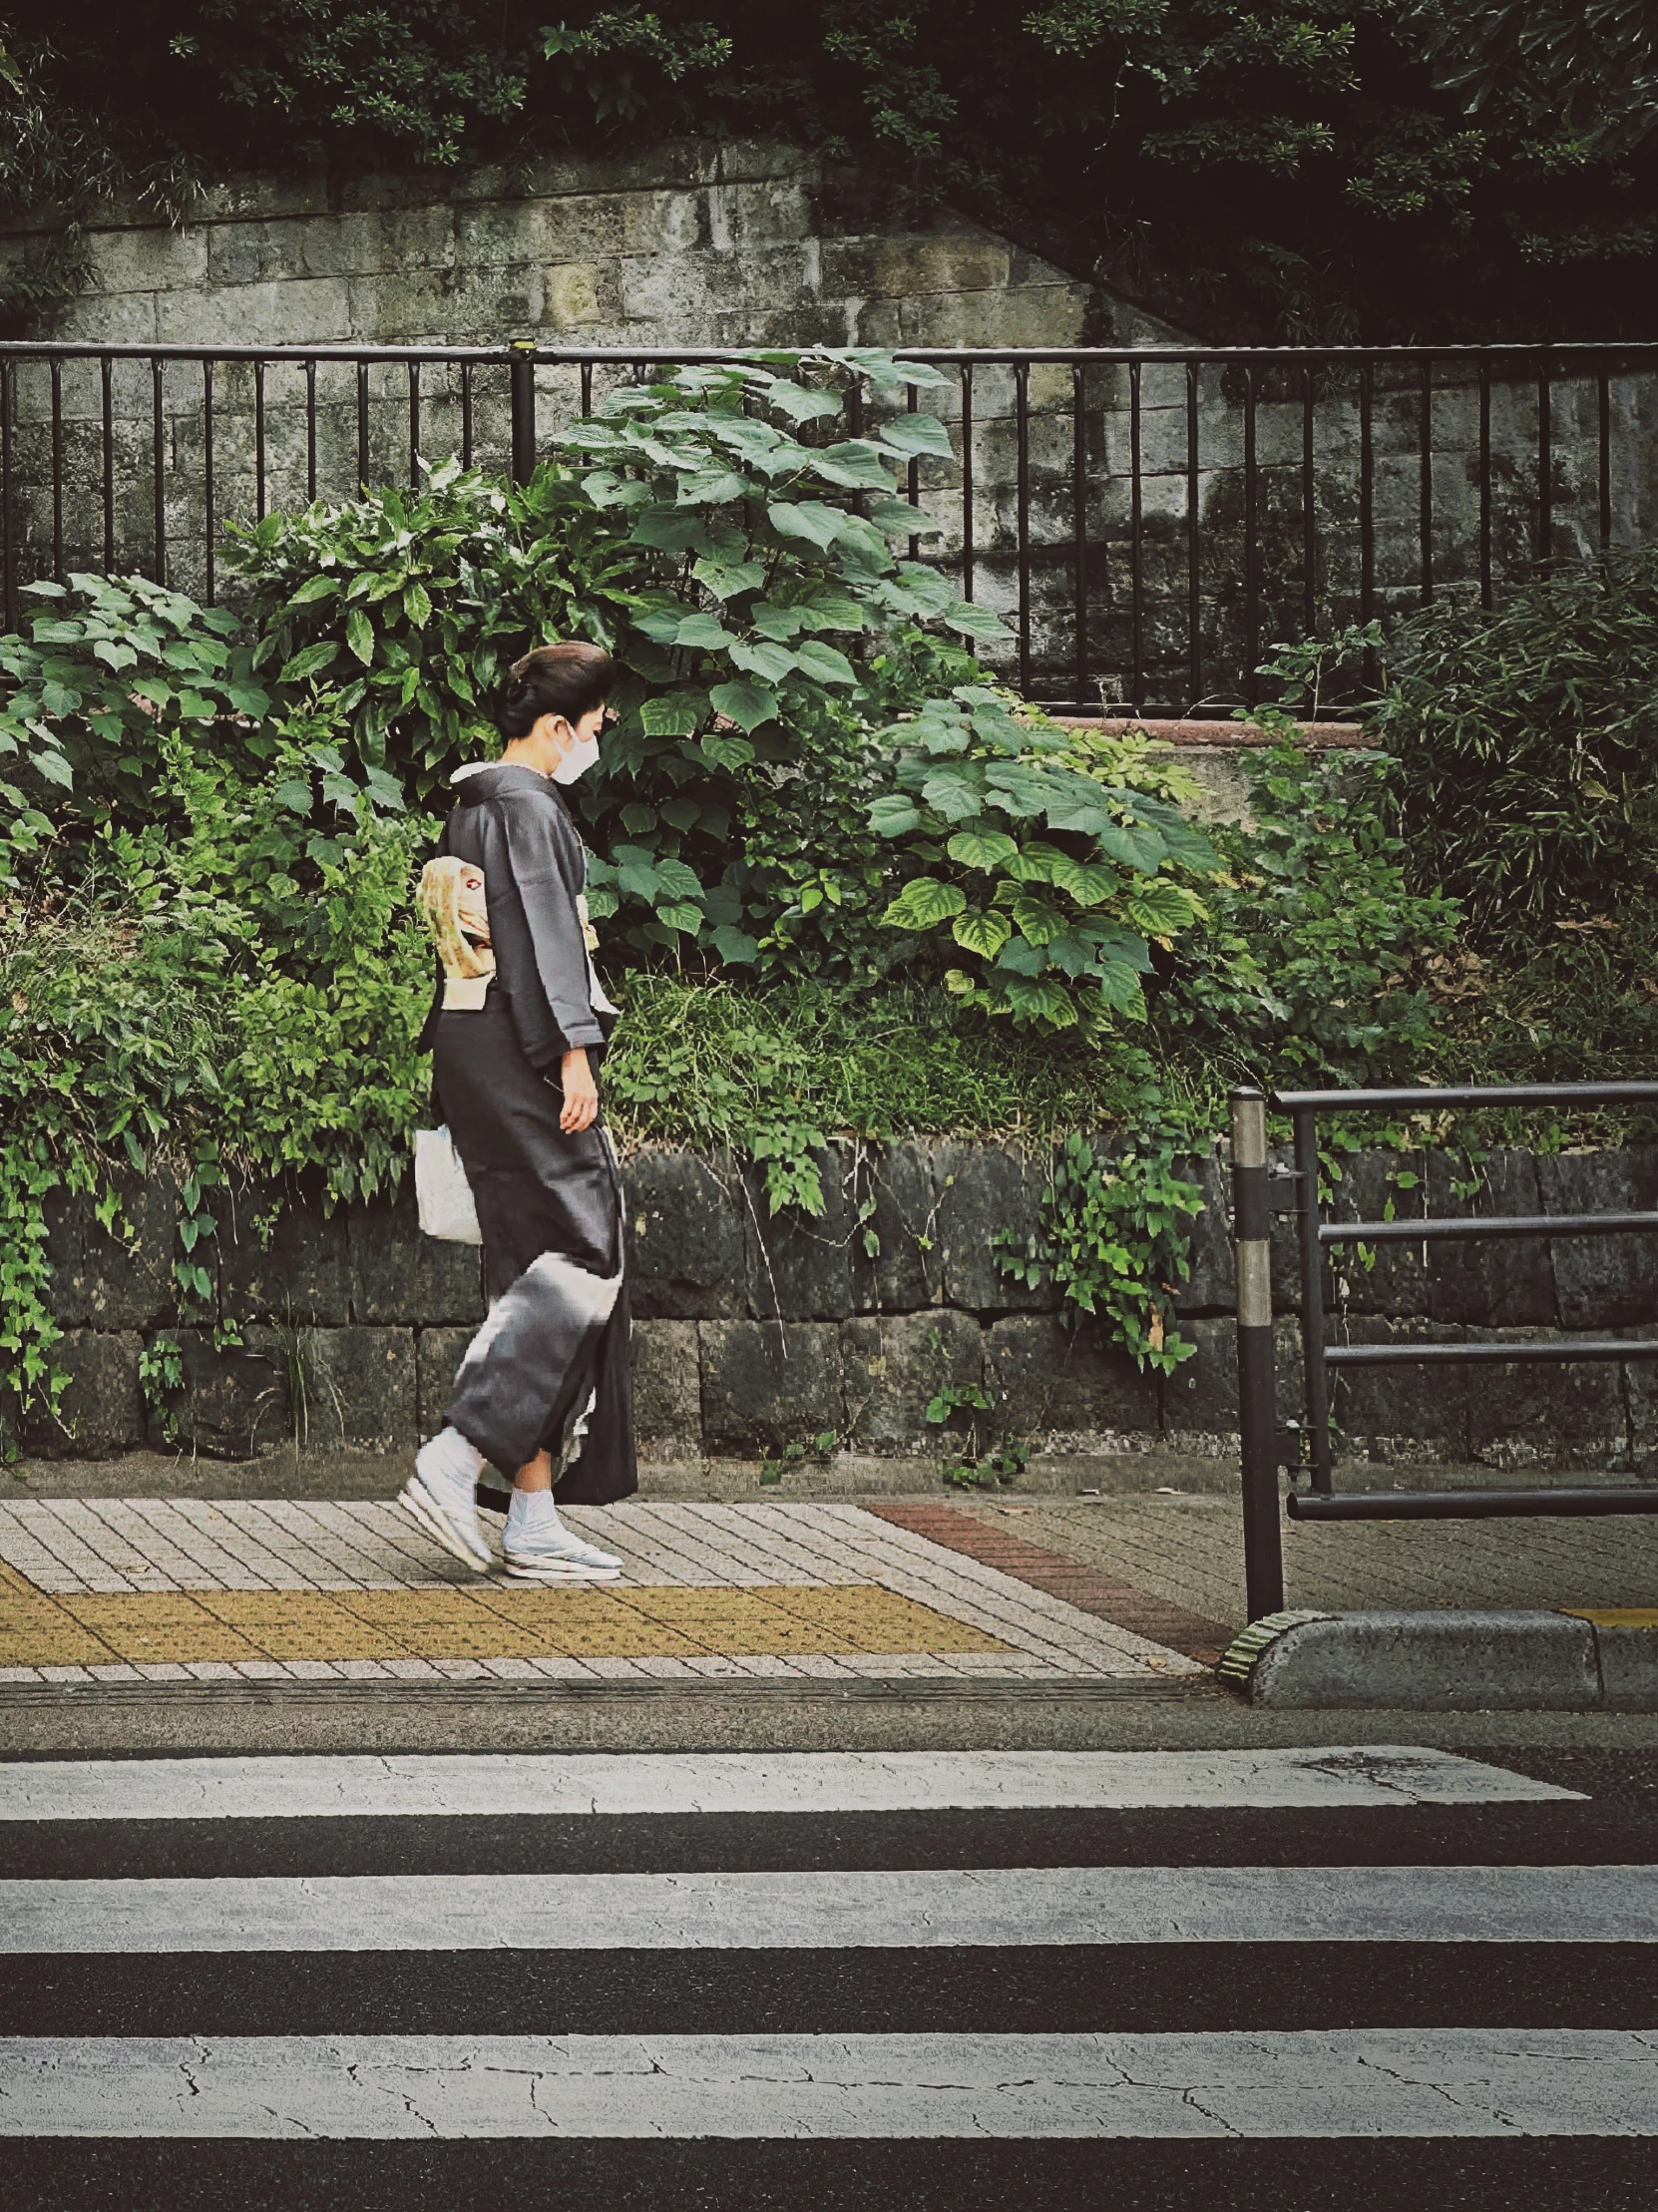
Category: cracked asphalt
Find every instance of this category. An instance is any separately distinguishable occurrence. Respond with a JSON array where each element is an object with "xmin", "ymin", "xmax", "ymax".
[{"xmin": 0, "ymin": 1742, "xmax": 1655, "ymax": 2207}]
